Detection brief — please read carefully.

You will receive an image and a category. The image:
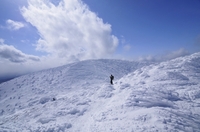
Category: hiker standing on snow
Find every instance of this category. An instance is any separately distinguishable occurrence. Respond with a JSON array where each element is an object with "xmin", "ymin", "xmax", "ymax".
[{"xmin": 110, "ymin": 74, "xmax": 114, "ymax": 85}]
